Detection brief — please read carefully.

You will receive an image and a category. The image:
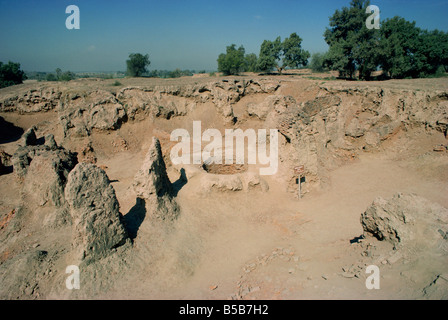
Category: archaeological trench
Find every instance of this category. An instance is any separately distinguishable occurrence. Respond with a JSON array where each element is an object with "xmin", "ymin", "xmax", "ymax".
[{"xmin": 0, "ymin": 76, "xmax": 447, "ymax": 299}]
